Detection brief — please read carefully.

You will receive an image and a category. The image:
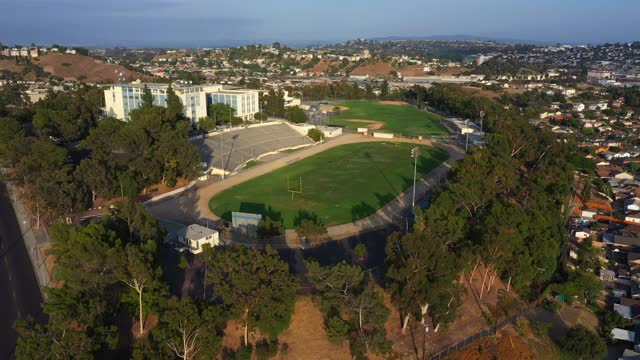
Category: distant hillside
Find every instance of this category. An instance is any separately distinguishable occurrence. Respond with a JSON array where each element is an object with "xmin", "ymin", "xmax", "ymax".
[
  {"xmin": 349, "ymin": 61, "xmax": 394, "ymax": 77},
  {"xmin": 1, "ymin": 53, "xmax": 151, "ymax": 83}
]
